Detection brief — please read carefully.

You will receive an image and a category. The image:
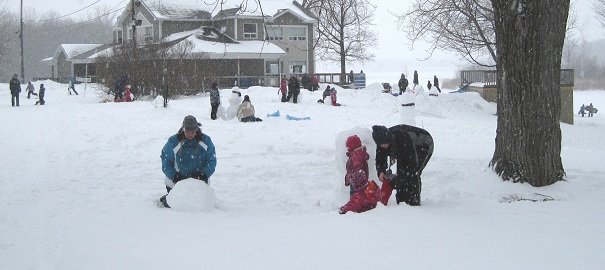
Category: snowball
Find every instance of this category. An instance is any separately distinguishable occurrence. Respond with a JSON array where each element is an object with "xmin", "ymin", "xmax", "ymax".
[{"xmin": 166, "ymin": 179, "xmax": 216, "ymax": 212}]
